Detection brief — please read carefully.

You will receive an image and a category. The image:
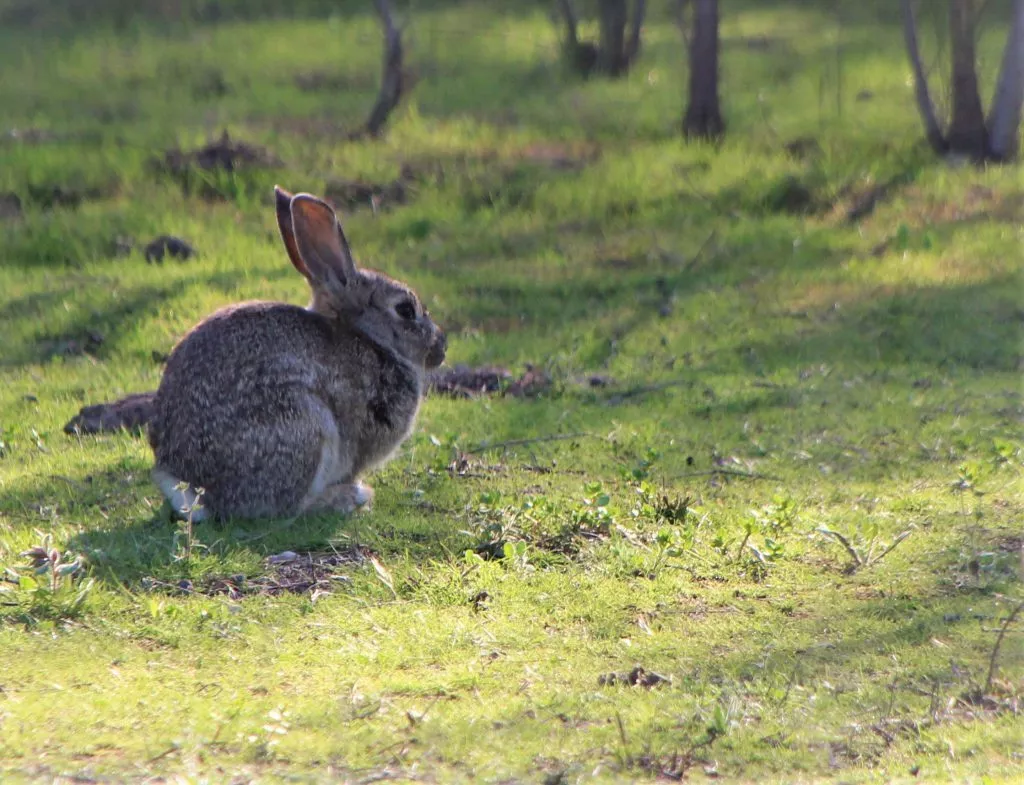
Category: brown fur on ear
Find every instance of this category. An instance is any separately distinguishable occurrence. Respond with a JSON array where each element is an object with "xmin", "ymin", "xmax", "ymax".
[
  {"xmin": 274, "ymin": 186, "xmax": 311, "ymax": 280},
  {"xmin": 289, "ymin": 194, "xmax": 357, "ymax": 292}
]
